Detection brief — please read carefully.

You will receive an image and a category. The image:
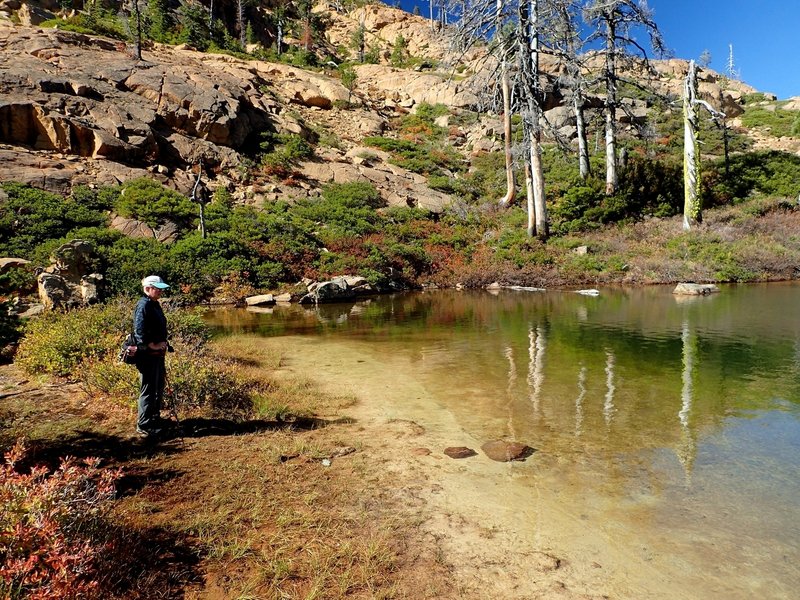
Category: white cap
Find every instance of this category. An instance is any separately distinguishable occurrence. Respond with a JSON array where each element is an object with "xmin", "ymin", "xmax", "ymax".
[{"xmin": 142, "ymin": 275, "xmax": 170, "ymax": 289}]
